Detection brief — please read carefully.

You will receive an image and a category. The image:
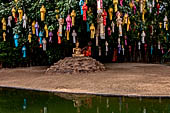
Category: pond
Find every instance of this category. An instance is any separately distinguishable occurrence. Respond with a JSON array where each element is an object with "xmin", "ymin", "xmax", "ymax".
[{"xmin": 0, "ymin": 88, "xmax": 170, "ymax": 113}]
